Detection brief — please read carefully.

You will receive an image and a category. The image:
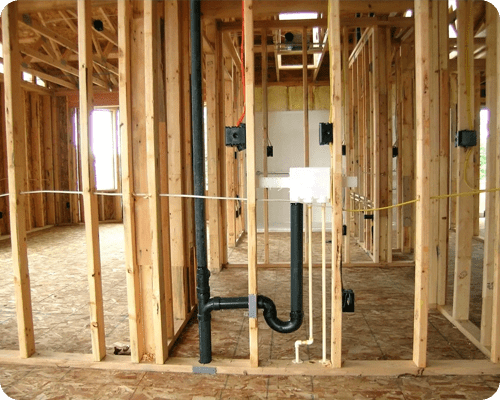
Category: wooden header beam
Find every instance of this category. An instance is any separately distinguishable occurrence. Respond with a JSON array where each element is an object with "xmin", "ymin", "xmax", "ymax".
[{"xmin": 203, "ymin": 1, "xmax": 415, "ymax": 19}]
